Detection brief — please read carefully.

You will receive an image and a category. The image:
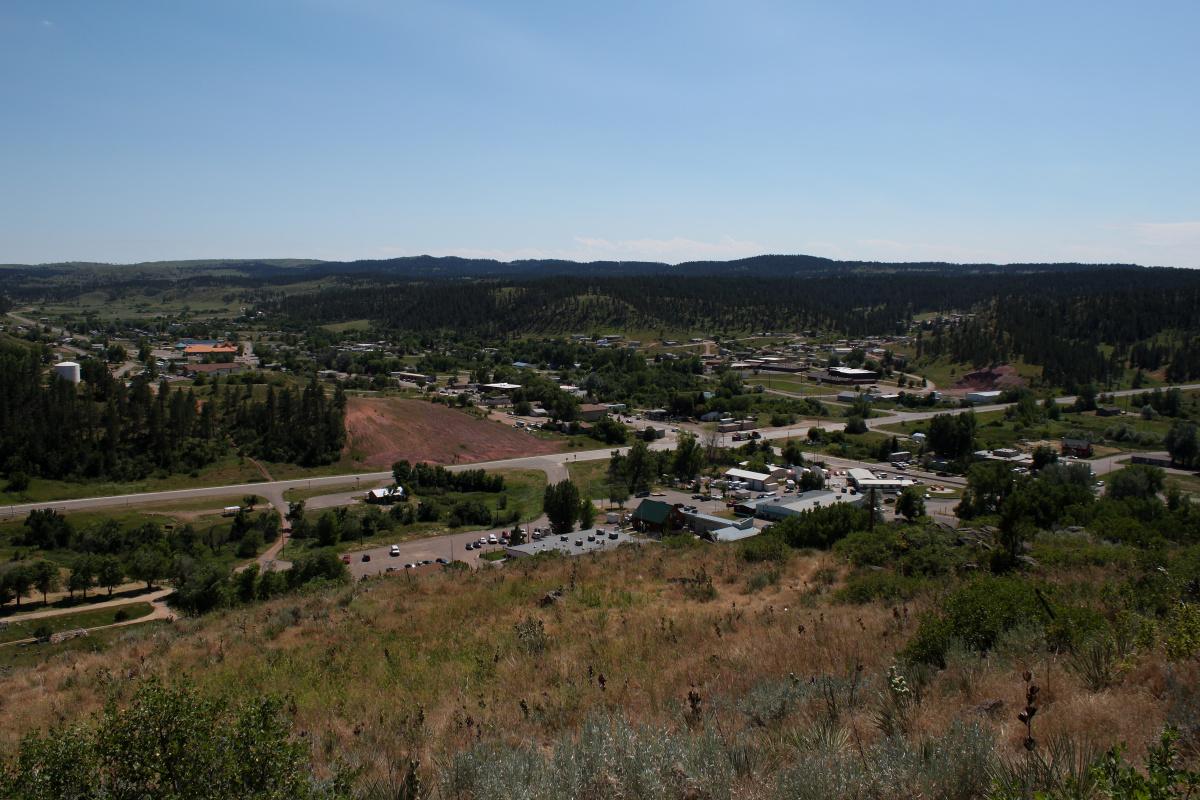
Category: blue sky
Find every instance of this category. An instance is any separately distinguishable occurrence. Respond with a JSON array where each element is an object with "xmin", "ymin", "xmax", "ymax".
[{"xmin": 2, "ymin": 1, "xmax": 1198, "ymax": 266}]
